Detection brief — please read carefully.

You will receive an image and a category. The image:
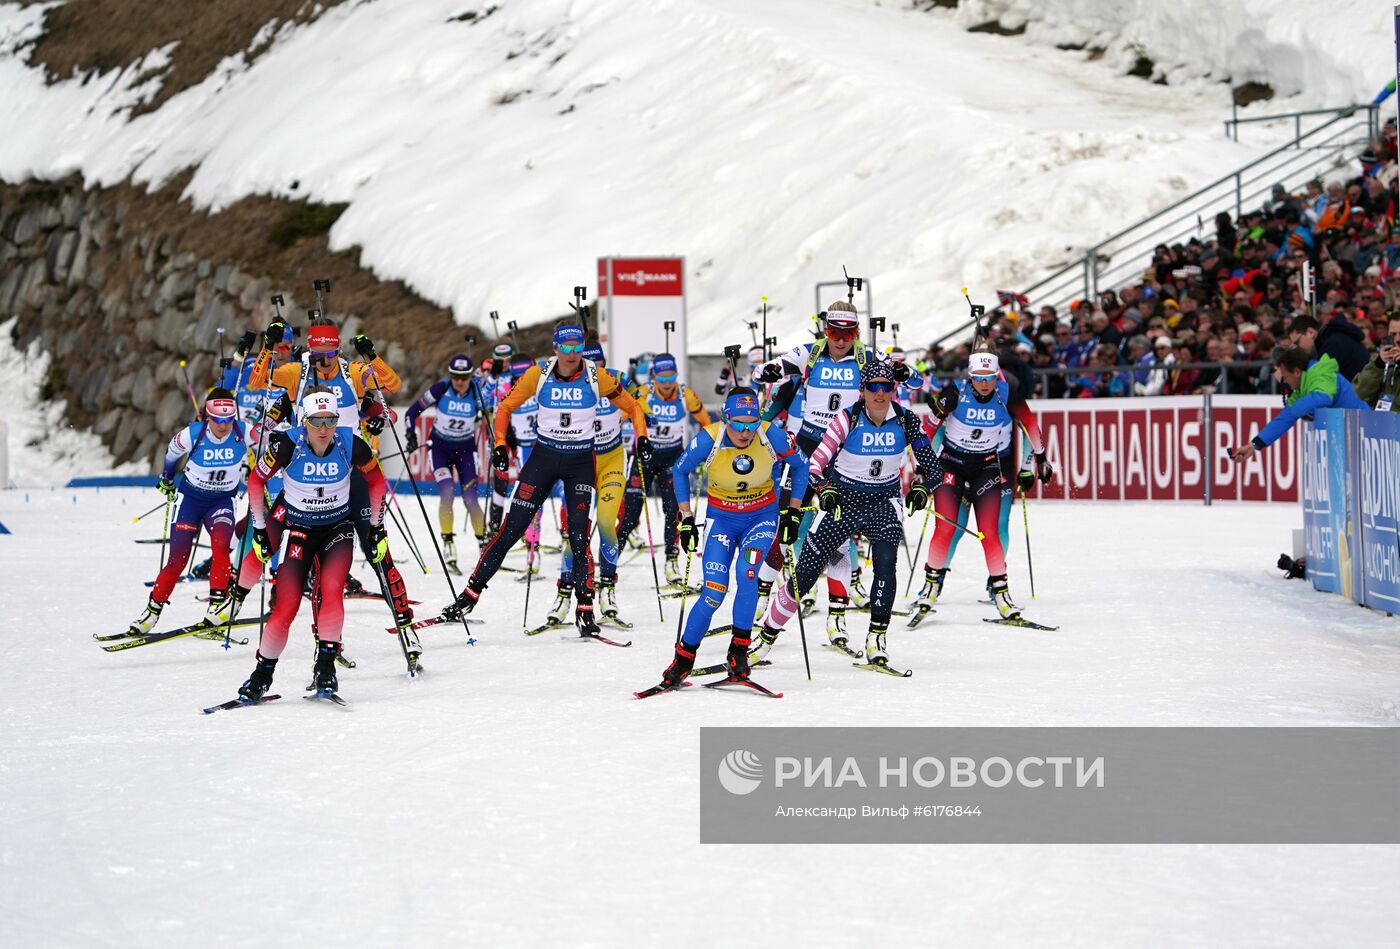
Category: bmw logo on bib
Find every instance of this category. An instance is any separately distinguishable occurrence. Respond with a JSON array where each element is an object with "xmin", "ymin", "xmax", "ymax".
[{"xmin": 732, "ymin": 454, "xmax": 755, "ymax": 475}]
